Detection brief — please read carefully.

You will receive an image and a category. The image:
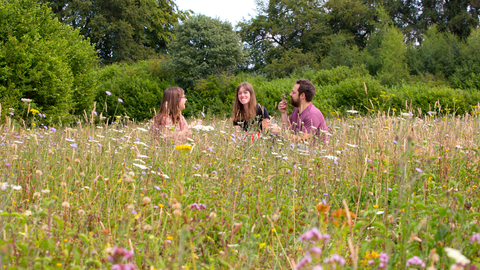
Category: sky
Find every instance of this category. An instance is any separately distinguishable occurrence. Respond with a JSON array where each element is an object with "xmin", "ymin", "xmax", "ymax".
[{"xmin": 175, "ymin": 0, "xmax": 258, "ymax": 26}]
